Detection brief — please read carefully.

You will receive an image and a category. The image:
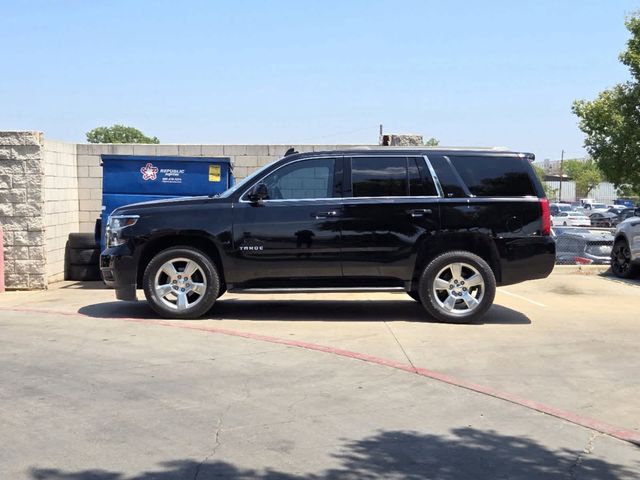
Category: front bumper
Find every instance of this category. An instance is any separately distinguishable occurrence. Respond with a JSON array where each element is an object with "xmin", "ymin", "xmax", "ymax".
[{"xmin": 100, "ymin": 244, "xmax": 138, "ymax": 301}]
